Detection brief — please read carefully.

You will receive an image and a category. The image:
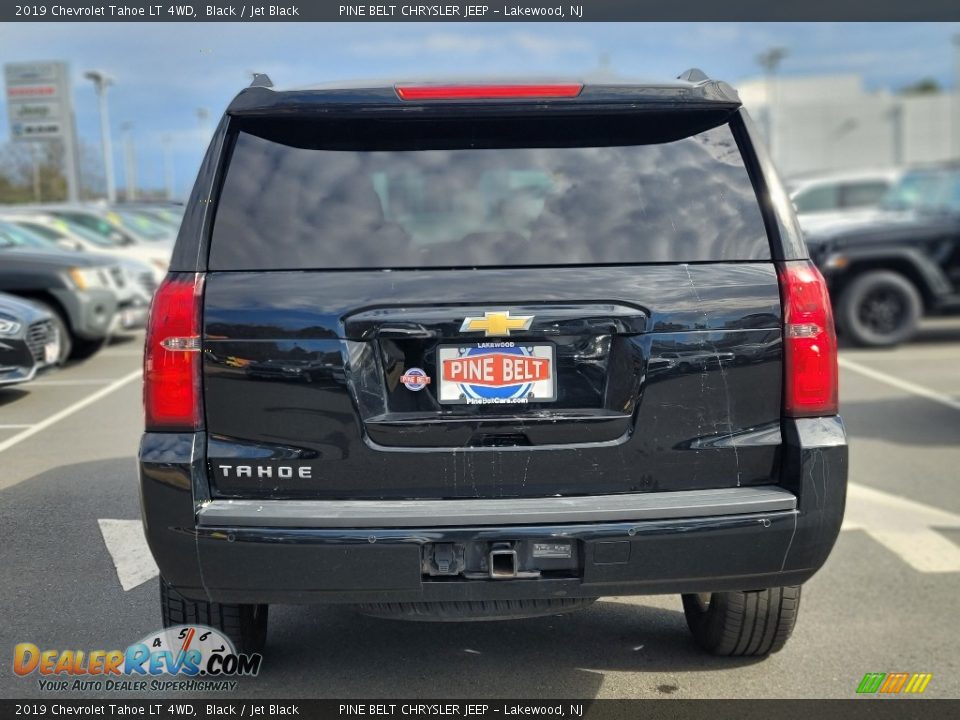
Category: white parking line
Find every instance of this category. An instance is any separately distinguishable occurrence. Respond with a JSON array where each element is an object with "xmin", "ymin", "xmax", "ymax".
[
  {"xmin": 838, "ymin": 357, "xmax": 960, "ymax": 412},
  {"xmin": 98, "ymin": 518, "xmax": 159, "ymax": 591},
  {"xmin": 0, "ymin": 369, "xmax": 142, "ymax": 455},
  {"xmin": 0, "ymin": 424, "xmax": 33, "ymax": 429},
  {"xmin": 844, "ymin": 483, "xmax": 960, "ymax": 573}
]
